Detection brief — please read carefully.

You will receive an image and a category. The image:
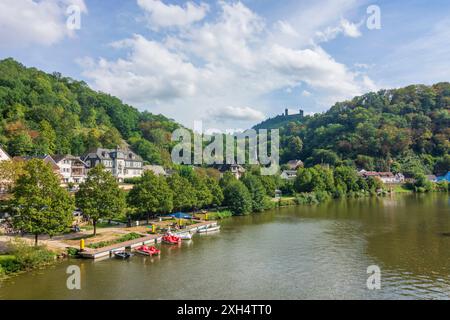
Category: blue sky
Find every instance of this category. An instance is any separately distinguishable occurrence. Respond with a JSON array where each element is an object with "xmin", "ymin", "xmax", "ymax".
[{"xmin": 1, "ymin": 0, "xmax": 449, "ymax": 130}]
